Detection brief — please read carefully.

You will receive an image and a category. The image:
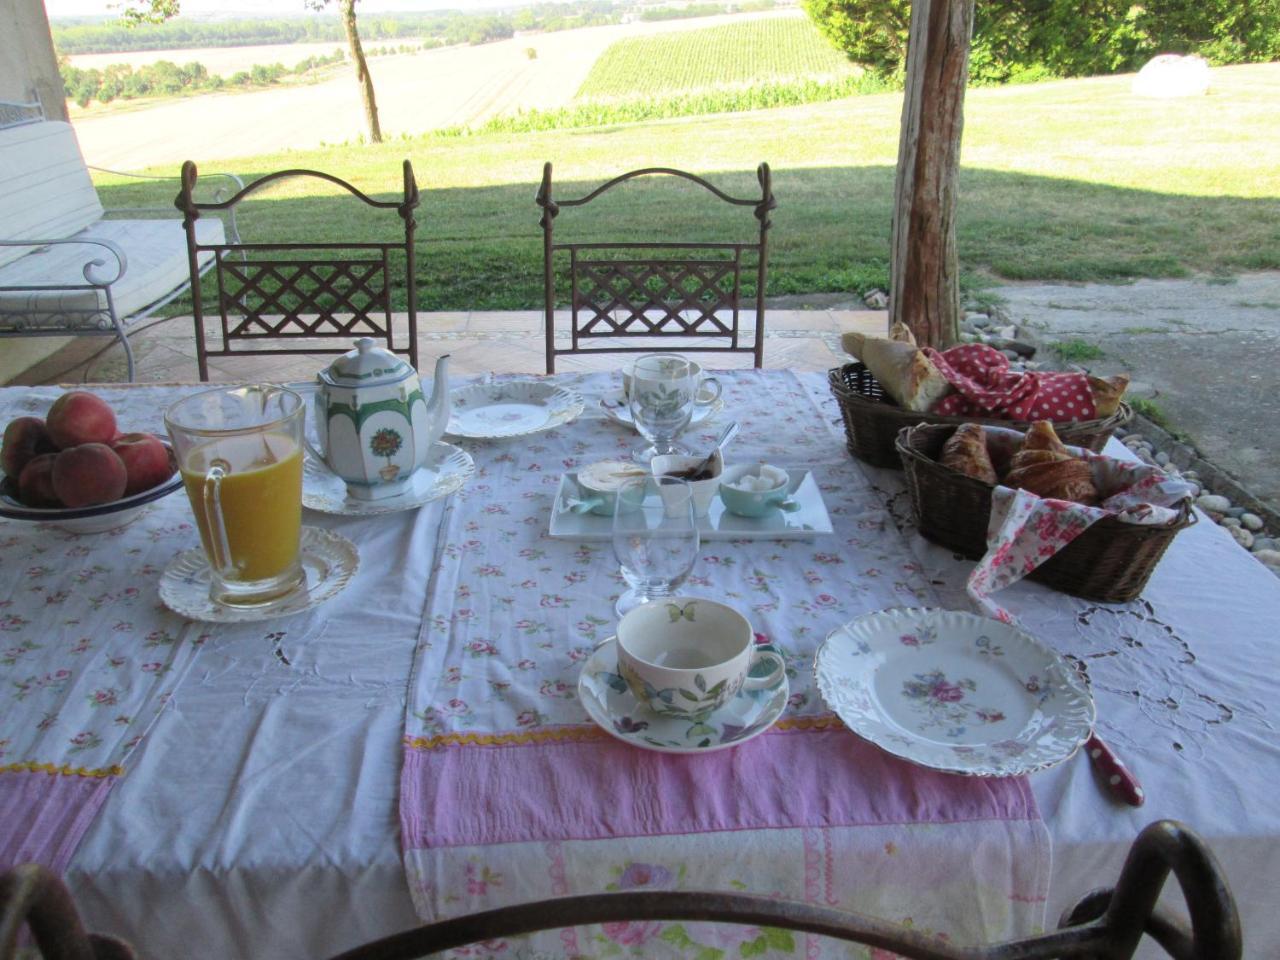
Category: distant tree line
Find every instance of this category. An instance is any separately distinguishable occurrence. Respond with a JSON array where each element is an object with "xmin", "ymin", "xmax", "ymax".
[
  {"xmin": 803, "ymin": 0, "xmax": 1280, "ymax": 83},
  {"xmin": 638, "ymin": 1, "xmax": 776, "ymax": 22},
  {"xmin": 51, "ymin": 2, "xmax": 635, "ymax": 56}
]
